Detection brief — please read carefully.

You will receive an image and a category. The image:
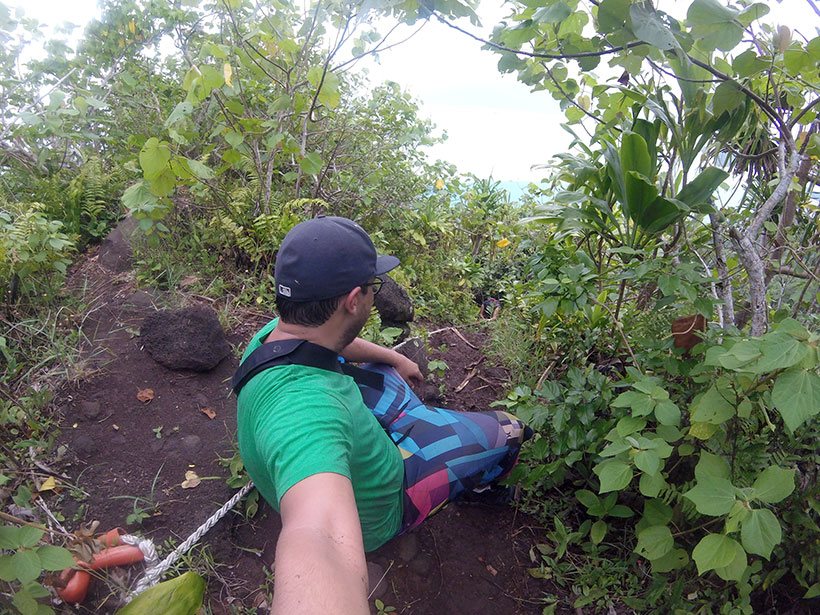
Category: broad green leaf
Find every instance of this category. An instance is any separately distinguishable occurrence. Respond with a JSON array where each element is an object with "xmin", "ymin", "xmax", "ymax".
[
  {"xmin": 36, "ymin": 545, "xmax": 76, "ymax": 571},
  {"xmin": 11, "ymin": 587, "xmax": 40, "ymax": 615},
  {"xmin": 639, "ymin": 471, "xmax": 666, "ymax": 497},
  {"xmin": 117, "ymin": 571, "xmax": 205, "ymax": 615},
  {"xmin": 299, "ymin": 152, "xmax": 323, "ymax": 175},
  {"xmin": 609, "ymin": 505, "xmax": 634, "ymax": 518},
  {"xmin": 165, "ymin": 101, "xmax": 193, "ymax": 128},
  {"xmin": 0, "ymin": 554, "xmax": 15, "ymax": 581},
  {"xmin": 689, "ymin": 385, "xmax": 735, "ymax": 425},
  {"xmin": 753, "ymin": 333, "xmax": 810, "ymax": 373},
  {"xmin": 676, "ymin": 167, "xmax": 728, "ymax": 211},
  {"xmin": 687, "ymin": 0, "xmax": 743, "ymax": 51},
  {"xmin": 692, "ymin": 533, "xmax": 741, "ymax": 575},
  {"xmin": 643, "ymin": 499, "xmax": 673, "ymax": 526},
  {"xmin": 775, "ymin": 318, "xmax": 810, "ymax": 341},
  {"xmin": 185, "ymin": 158, "xmax": 215, "ymax": 180},
  {"xmin": 594, "ymin": 460, "xmax": 633, "ymax": 493},
  {"xmin": 695, "ymin": 451, "xmax": 731, "ymax": 481},
  {"xmin": 771, "ymin": 368, "xmax": 820, "ymax": 431},
  {"xmin": 752, "ymin": 466, "xmax": 795, "ymax": 504},
  {"xmin": 725, "ymin": 500, "xmax": 750, "ymax": 533},
  {"xmin": 224, "ymin": 131, "xmax": 244, "ymax": 148},
  {"xmin": 737, "ymin": 2, "xmax": 770, "ymax": 26},
  {"xmin": 805, "ymin": 583, "xmax": 820, "ymax": 599},
  {"xmin": 590, "ymin": 520, "xmax": 607, "ymax": 545},
  {"xmin": 575, "ymin": 489, "xmax": 601, "ymax": 514},
  {"xmin": 712, "ymin": 81, "xmax": 743, "ymax": 116},
  {"xmin": 597, "ymin": 0, "xmax": 630, "ymax": 33},
  {"xmin": 635, "ymin": 525, "xmax": 674, "ymax": 560},
  {"xmin": 652, "ymin": 548, "xmax": 689, "ymax": 573},
  {"xmin": 121, "ymin": 182, "xmax": 160, "ymax": 213},
  {"xmin": 16, "ymin": 527, "xmax": 44, "ymax": 549},
  {"xmin": 533, "ymin": 1, "xmax": 571, "ymax": 24},
  {"xmin": 630, "ymin": 3, "xmax": 678, "ymax": 50},
  {"xmin": 637, "ymin": 197, "xmax": 683, "ymax": 235},
  {"xmin": 612, "ymin": 391, "xmax": 655, "ymax": 416},
  {"xmin": 732, "ymin": 49, "xmax": 768, "ymax": 77},
  {"xmin": 616, "ymin": 416, "xmax": 646, "ymax": 436},
  {"xmin": 714, "ymin": 539, "xmax": 747, "ymax": 581},
  {"xmin": 139, "ymin": 138, "xmax": 171, "ymax": 181},
  {"xmin": 741, "ymin": 509, "xmax": 781, "ymax": 559},
  {"xmin": 654, "ymin": 400, "xmax": 680, "ymax": 426},
  {"xmin": 11, "ymin": 550, "xmax": 40, "ymax": 584},
  {"xmin": 684, "ymin": 478, "xmax": 736, "ymax": 516},
  {"xmin": 624, "ymin": 171, "xmax": 657, "ymax": 226},
  {"xmin": 620, "ymin": 132, "xmax": 653, "ymax": 208},
  {"xmin": 0, "ymin": 525, "xmax": 22, "ymax": 548},
  {"xmin": 718, "ymin": 339, "xmax": 762, "ymax": 369},
  {"xmin": 634, "ymin": 450, "xmax": 661, "ymax": 476}
]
